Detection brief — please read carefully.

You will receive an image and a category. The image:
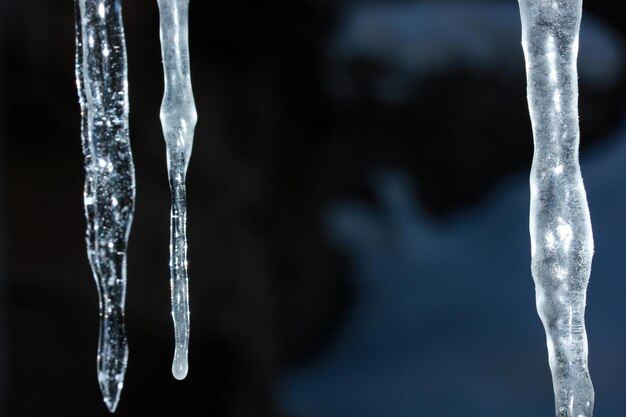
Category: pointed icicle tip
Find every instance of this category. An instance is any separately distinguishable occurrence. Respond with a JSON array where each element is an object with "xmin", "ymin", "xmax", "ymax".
[
  {"xmin": 99, "ymin": 372, "xmax": 124, "ymax": 413},
  {"xmin": 172, "ymin": 349, "xmax": 189, "ymax": 380},
  {"xmin": 103, "ymin": 396, "xmax": 119, "ymax": 414}
]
